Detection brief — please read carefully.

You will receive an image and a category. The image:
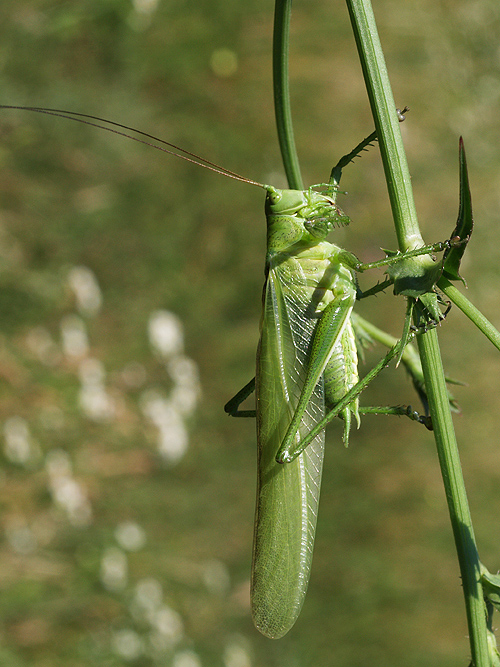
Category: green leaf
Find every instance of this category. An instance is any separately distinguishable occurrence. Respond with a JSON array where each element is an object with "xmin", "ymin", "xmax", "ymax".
[{"xmin": 442, "ymin": 138, "xmax": 474, "ymax": 284}]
